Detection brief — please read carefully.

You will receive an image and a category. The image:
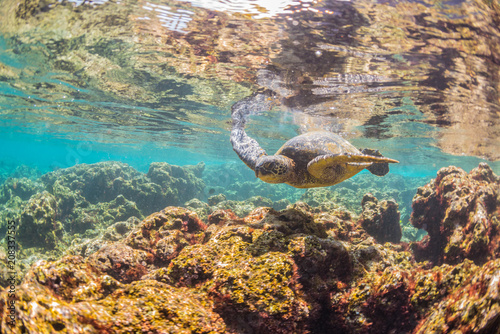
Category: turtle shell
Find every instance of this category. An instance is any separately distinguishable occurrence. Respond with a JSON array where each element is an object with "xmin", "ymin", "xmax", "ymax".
[{"xmin": 275, "ymin": 131, "xmax": 361, "ymax": 169}]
